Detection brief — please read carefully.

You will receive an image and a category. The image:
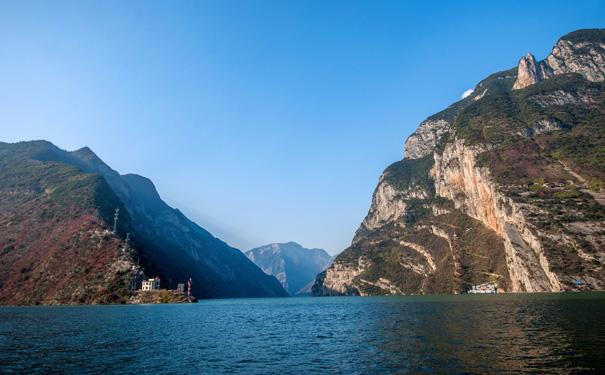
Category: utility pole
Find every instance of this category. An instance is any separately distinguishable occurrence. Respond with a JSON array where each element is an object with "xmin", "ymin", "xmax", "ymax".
[{"xmin": 112, "ymin": 208, "xmax": 119, "ymax": 235}]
